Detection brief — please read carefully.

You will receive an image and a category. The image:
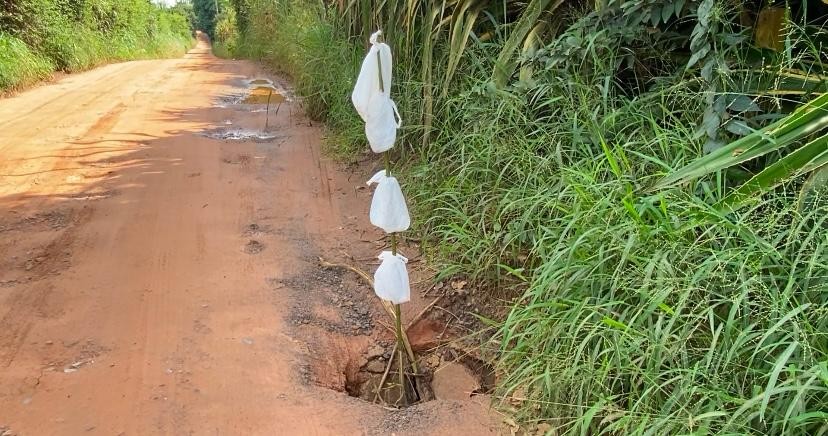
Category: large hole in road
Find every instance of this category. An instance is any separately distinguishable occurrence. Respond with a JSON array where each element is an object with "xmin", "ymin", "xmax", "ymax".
[
  {"xmin": 340, "ymin": 342, "xmax": 495, "ymax": 407},
  {"xmin": 277, "ymin": 264, "xmax": 495, "ymax": 408}
]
